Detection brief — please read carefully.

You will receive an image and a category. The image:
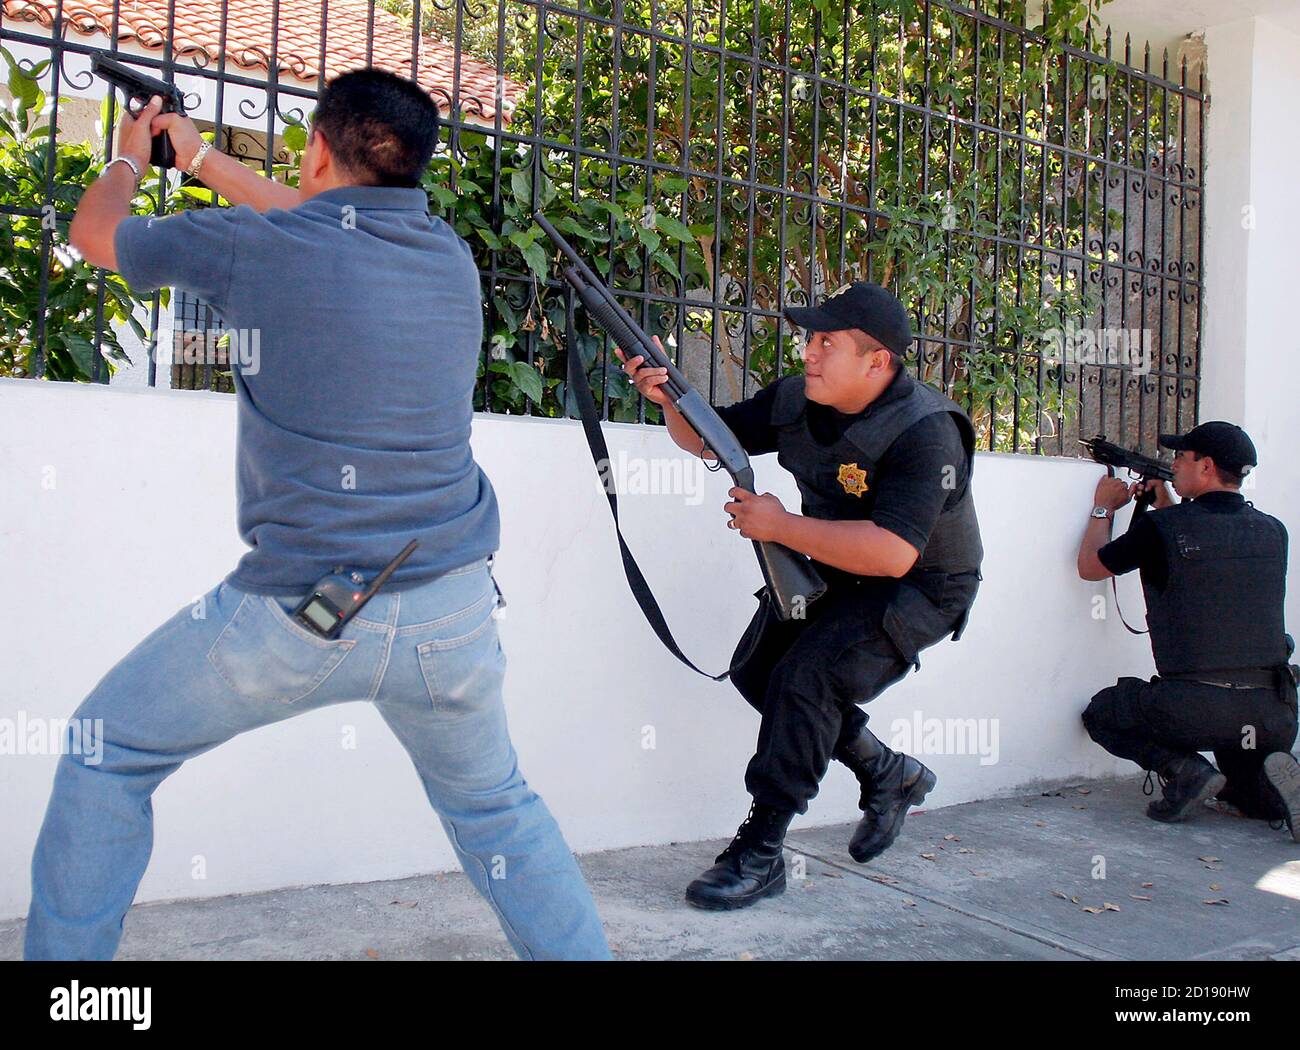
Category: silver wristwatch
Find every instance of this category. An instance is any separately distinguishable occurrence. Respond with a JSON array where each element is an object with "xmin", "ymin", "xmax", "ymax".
[
  {"xmin": 1090, "ymin": 506, "xmax": 1112, "ymax": 520},
  {"xmin": 104, "ymin": 154, "xmax": 142, "ymax": 189}
]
